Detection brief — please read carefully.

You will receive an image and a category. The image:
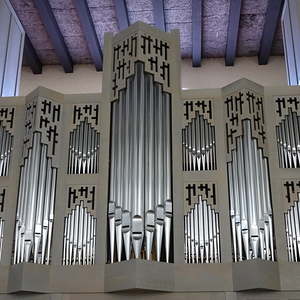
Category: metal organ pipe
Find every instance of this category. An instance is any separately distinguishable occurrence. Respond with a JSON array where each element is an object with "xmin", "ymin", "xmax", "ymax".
[
  {"xmin": 228, "ymin": 120, "xmax": 275, "ymax": 261},
  {"xmin": 0, "ymin": 125, "xmax": 13, "ymax": 176},
  {"xmin": 108, "ymin": 62, "xmax": 173, "ymax": 263}
]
